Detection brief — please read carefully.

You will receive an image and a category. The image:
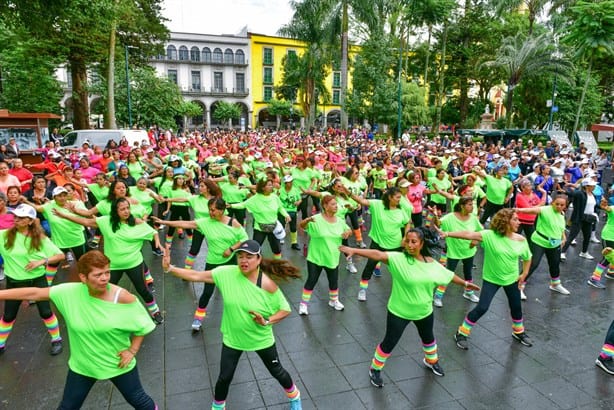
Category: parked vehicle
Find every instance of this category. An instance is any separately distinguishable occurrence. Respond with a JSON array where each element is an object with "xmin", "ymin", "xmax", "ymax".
[{"xmin": 61, "ymin": 129, "xmax": 147, "ymax": 149}]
